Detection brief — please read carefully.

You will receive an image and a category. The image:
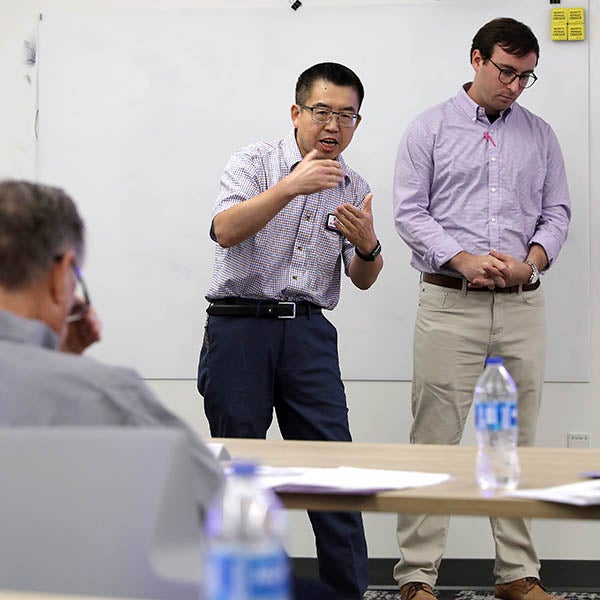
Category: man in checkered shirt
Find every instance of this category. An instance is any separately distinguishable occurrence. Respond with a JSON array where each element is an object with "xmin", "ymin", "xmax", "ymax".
[{"xmin": 198, "ymin": 62, "xmax": 383, "ymax": 599}]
